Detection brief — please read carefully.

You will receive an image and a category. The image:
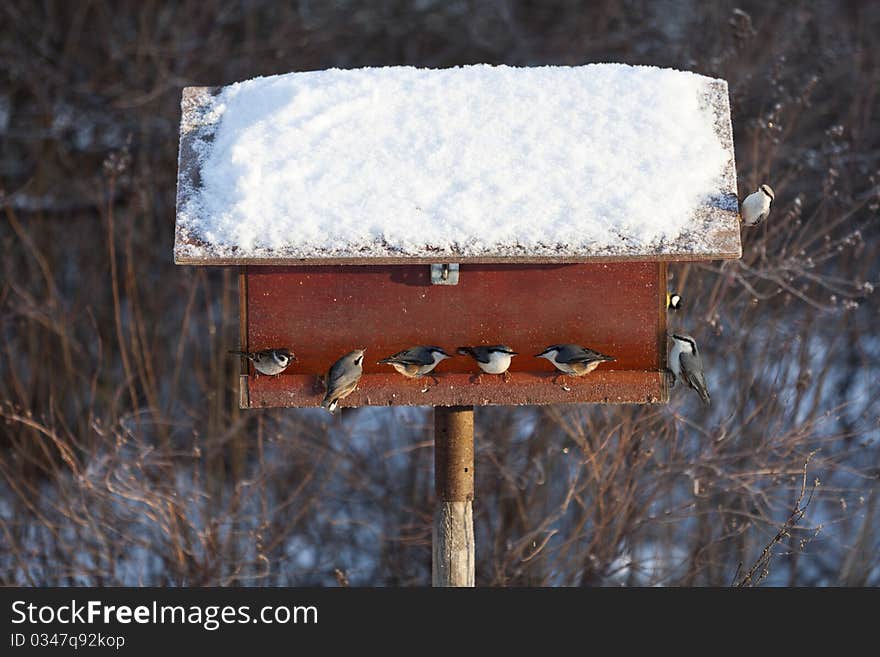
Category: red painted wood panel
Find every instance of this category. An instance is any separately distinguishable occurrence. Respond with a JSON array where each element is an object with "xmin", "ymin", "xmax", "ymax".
[
  {"xmin": 242, "ymin": 262, "xmax": 668, "ymax": 407},
  {"xmin": 246, "ymin": 371, "xmax": 667, "ymax": 408}
]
